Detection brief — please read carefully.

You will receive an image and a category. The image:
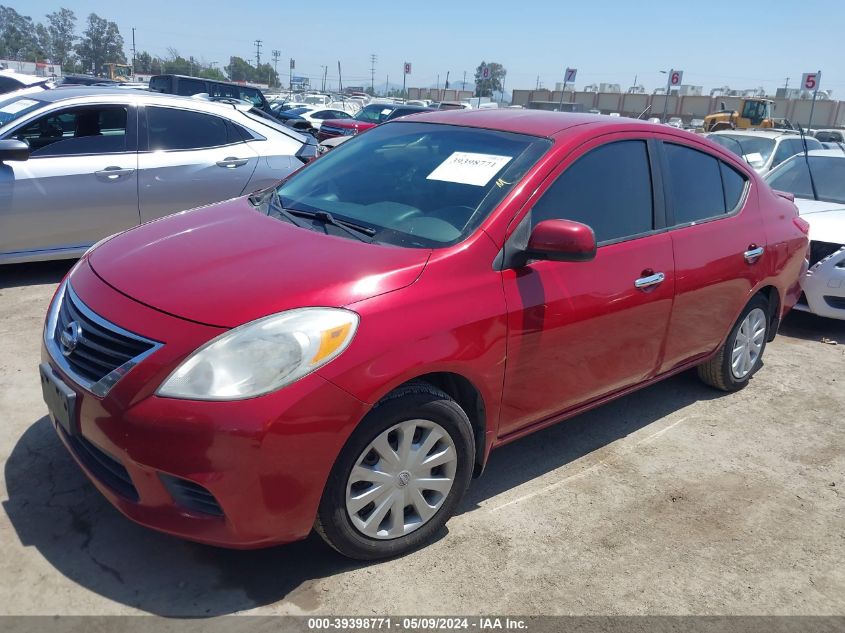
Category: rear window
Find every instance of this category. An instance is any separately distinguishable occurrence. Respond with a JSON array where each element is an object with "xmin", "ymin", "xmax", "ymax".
[
  {"xmin": 766, "ymin": 156, "xmax": 845, "ymax": 204},
  {"xmin": 709, "ymin": 134, "xmax": 775, "ymax": 168}
]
